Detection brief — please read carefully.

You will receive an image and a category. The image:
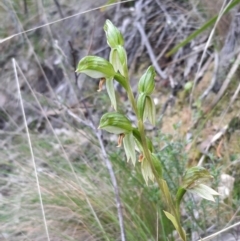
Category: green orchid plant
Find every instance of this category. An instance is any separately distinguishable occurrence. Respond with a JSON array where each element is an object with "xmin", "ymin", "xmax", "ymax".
[{"xmin": 76, "ymin": 19, "xmax": 219, "ymax": 241}]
